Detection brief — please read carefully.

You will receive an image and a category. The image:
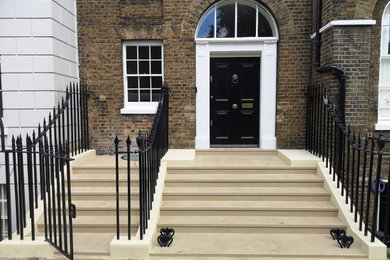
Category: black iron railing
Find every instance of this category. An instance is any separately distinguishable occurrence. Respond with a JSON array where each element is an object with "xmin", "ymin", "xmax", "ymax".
[
  {"xmin": 307, "ymin": 83, "xmax": 390, "ymax": 244},
  {"xmin": 114, "ymin": 84, "xmax": 169, "ymax": 240},
  {"xmin": 0, "ymin": 83, "xmax": 89, "ymax": 260}
]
